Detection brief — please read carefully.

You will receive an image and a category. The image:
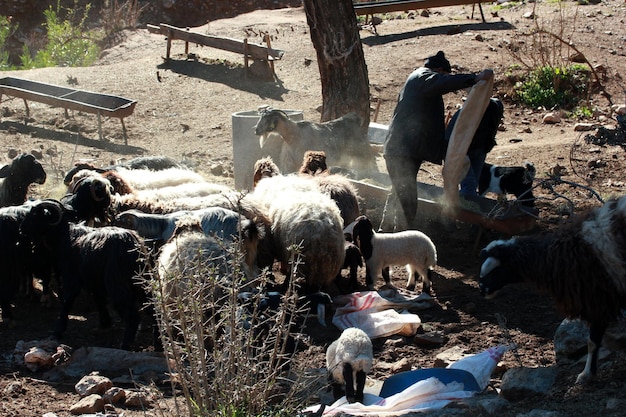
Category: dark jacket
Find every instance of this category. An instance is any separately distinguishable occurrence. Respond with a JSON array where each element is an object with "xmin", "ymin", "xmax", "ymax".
[
  {"xmin": 445, "ymin": 97, "xmax": 504, "ymax": 154},
  {"xmin": 383, "ymin": 67, "xmax": 477, "ymax": 164}
]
